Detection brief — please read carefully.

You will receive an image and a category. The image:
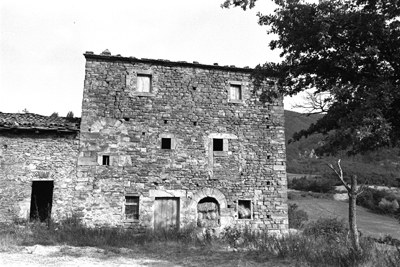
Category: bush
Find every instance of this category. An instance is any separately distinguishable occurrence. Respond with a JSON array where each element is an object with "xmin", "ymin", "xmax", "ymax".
[
  {"xmin": 357, "ymin": 188, "xmax": 400, "ymax": 217},
  {"xmin": 303, "ymin": 217, "xmax": 347, "ymax": 240},
  {"xmin": 289, "ymin": 176, "xmax": 336, "ymax": 193},
  {"xmin": 288, "ymin": 203, "xmax": 308, "ymax": 229}
]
